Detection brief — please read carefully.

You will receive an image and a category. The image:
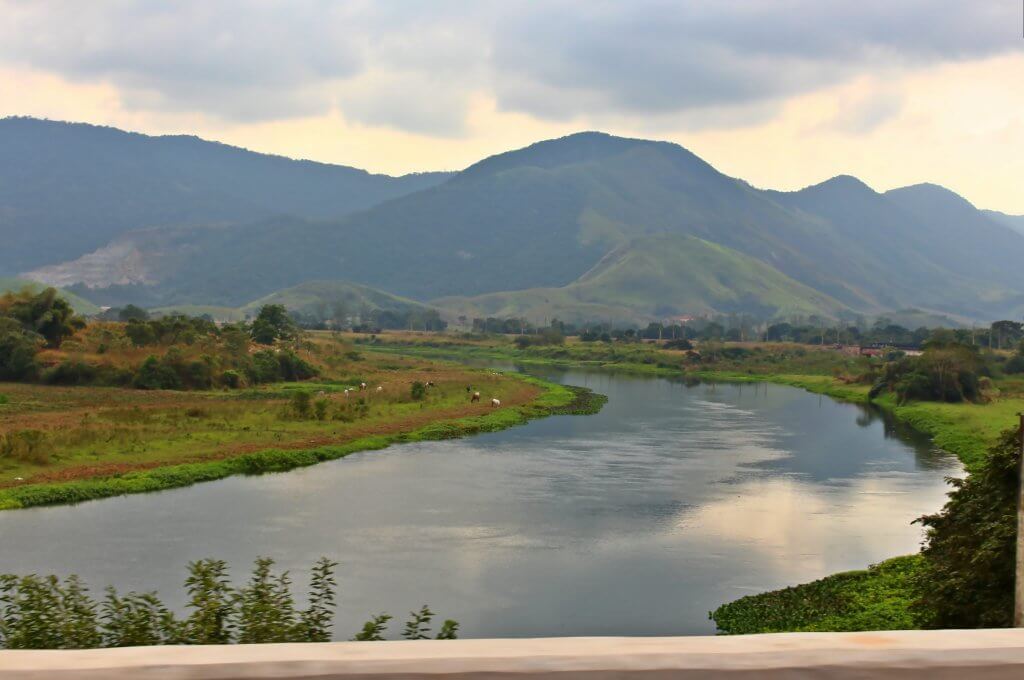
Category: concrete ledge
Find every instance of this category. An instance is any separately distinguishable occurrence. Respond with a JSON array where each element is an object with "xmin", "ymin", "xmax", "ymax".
[{"xmin": 3, "ymin": 630, "xmax": 1024, "ymax": 679}]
